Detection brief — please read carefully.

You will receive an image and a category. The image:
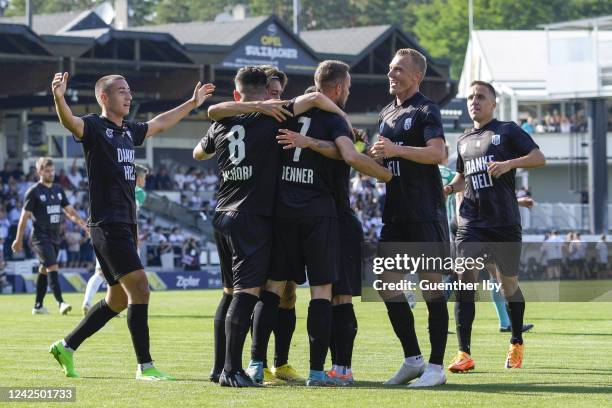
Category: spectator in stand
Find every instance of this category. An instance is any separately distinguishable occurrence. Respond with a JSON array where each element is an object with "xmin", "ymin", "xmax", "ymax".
[
  {"xmin": 168, "ymin": 227, "xmax": 184, "ymax": 246},
  {"xmin": 26, "ymin": 165, "xmax": 37, "ymax": 182},
  {"xmin": 0, "ymin": 163, "xmax": 12, "ymax": 184},
  {"xmin": 57, "ymin": 168, "xmax": 72, "ymax": 190},
  {"xmin": 57, "ymin": 227, "xmax": 68, "ymax": 268},
  {"xmin": 0, "ymin": 209, "xmax": 10, "ymax": 260},
  {"xmin": 568, "ymin": 233, "xmax": 586, "ymax": 279},
  {"xmin": 595, "ymin": 235, "xmax": 609, "ymax": 276},
  {"xmin": 154, "ymin": 166, "xmax": 173, "ymax": 190},
  {"xmin": 179, "ymin": 194, "xmax": 189, "ymax": 208},
  {"xmin": 65, "ymin": 226, "xmax": 82, "ymax": 267},
  {"xmin": 66, "ymin": 161, "xmax": 84, "ymax": 190},
  {"xmin": 79, "ymin": 233, "xmax": 95, "ymax": 270},
  {"xmin": 521, "ymin": 116, "xmax": 535, "ymax": 134},
  {"xmin": 12, "ymin": 163, "xmax": 24, "ymax": 181},
  {"xmin": 174, "ymin": 166, "xmax": 187, "ymax": 190},
  {"xmin": 204, "ymin": 168, "xmax": 218, "ymax": 192},
  {"xmin": 181, "ymin": 237, "xmax": 200, "ymax": 271},
  {"xmin": 184, "ymin": 168, "xmax": 197, "ymax": 191},
  {"xmin": 560, "ymin": 115, "xmax": 571, "ymax": 133}
]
